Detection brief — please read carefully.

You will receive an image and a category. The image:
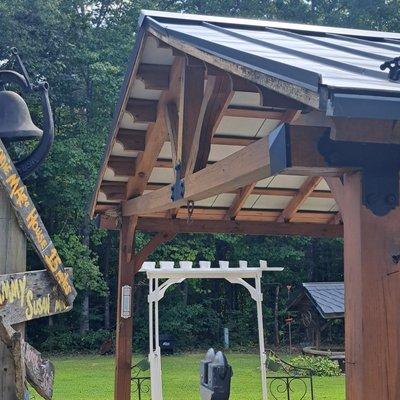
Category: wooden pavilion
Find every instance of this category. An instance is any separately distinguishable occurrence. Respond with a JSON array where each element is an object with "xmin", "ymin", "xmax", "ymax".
[{"xmin": 89, "ymin": 10, "xmax": 400, "ymax": 400}]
